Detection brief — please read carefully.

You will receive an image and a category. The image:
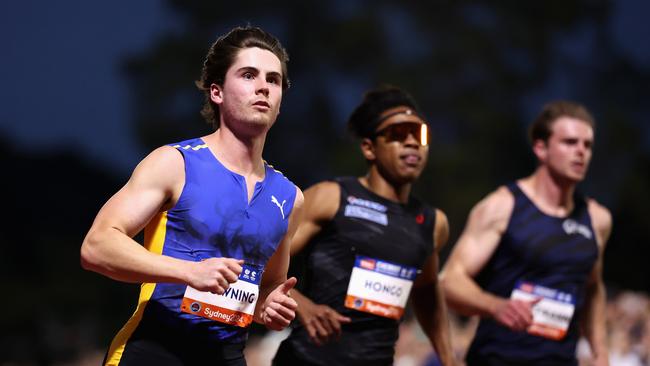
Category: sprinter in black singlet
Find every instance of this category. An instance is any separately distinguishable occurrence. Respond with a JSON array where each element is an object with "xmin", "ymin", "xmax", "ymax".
[
  {"xmin": 441, "ymin": 101, "xmax": 612, "ymax": 366},
  {"xmin": 273, "ymin": 86, "xmax": 457, "ymax": 366}
]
